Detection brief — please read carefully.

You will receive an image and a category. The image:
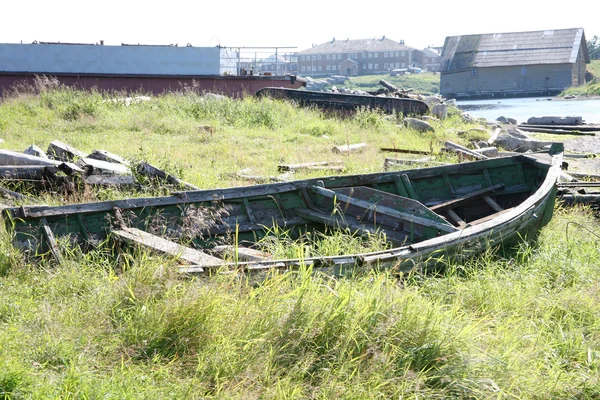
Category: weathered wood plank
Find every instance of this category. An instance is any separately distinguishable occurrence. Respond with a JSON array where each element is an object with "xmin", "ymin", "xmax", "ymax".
[
  {"xmin": 137, "ymin": 161, "xmax": 199, "ymax": 190},
  {"xmin": 84, "ymin": 175, "xmax": 137, "ymax": 187},
  {"xmin": 0, "ymin": 165, "xmax": 58, "ymax": 180},
  {"xmin": 47, "ymin": 140, "xmax": 87, "ymax": 162},
  {"xmin": 332, "ymin": 143, "xmax": 367, "ymax": 154},
  {"xmin": 487, "ymin": 128, "xmax": 501, "ymax": 145},
  {"xmin": 430, "ymin": 184, "xmax": 505, "ymax": 212},
  {"xmin": 517, "ymin": 126, "xmax": 595, "ymax": 136},
  {"xmin": 483, "ymin": 196, "xmax": 504, "ymax": 212},
  {"xmin": 446, "ymin": 209, "xmax": 466, "ymax": 228},
  {"xmin": 77, "ymin": 158, "xmax": 130, "ymax": 175},
  {"xmin": 278, "ymin": 162, "xmax": 344, "ymax": 172},
  {"xmin": 41, "ymin": 217, "xmax": 63, "ymax": 263},
  {"xmin": 444, "ymin": 141, "xmax": 489, "ymax": 160},
  {"xmin": 211, "ymin": 245, "xmax": 273, "ymax": 262},
  {"xmin": 312, "ymin": 185, "xmax": 458, "ymax": 233},
  {"xmin": 87, "ymin": 150, "xmax": 130, "ymax": 165},
  {"xmin": 112, "ymin": 227, "xmax": 224, "ymax": 266},
  {"xmin": 380, "ymin": 148, "xmax": 430, "ymax": 155}
]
